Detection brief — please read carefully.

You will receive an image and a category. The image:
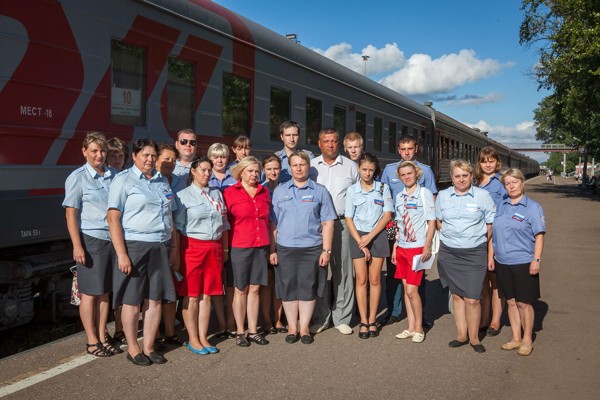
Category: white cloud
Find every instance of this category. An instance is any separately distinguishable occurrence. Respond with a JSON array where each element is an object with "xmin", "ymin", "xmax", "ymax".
[
  {"xmin": 437, "ymin": 92, "xmax": 503, "ymax": 107},
  {"xmin": 312, "ymin": 43, "xmax": 512, "ymax": 98},
  {"xmin": 312, "ymin": 42, "xmax": 405, "ymax": 75}
]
